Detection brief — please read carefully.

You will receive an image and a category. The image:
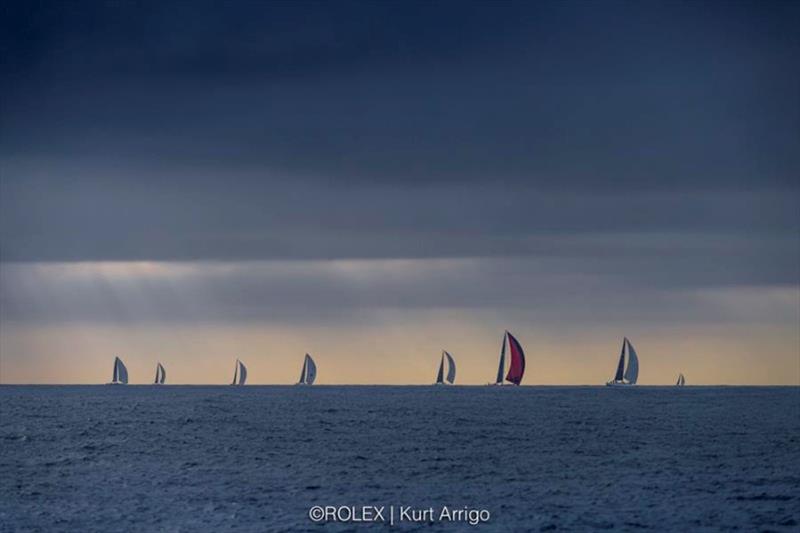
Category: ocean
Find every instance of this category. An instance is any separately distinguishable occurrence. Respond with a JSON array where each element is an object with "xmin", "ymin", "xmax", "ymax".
[{"xmin": 1, "ymin": 386, "xmax": 798, "ymax": 531}]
